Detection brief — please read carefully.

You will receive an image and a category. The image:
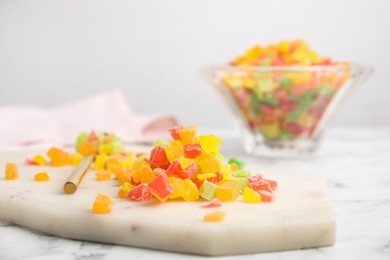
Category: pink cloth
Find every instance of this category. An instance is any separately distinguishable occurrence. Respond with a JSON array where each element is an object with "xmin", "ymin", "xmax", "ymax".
[{"xmin": 0, "ymin": 90, "xmax": 180, "ymax": 150}]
